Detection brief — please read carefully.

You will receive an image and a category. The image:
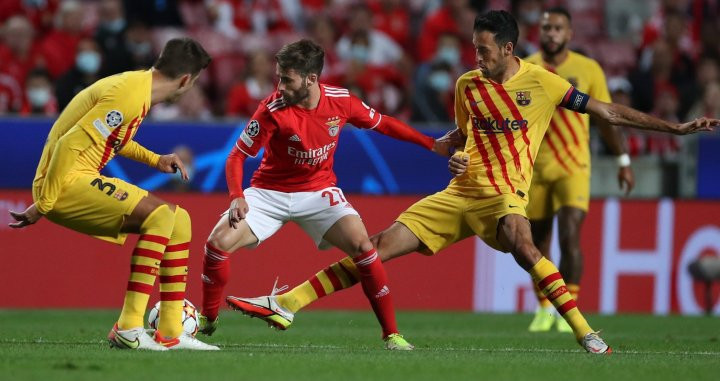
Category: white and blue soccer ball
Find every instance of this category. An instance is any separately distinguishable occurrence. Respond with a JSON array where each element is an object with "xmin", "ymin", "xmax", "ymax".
[{"xmin": 148, "ymin": 299, "xmax": 199, "ymax": 337}]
